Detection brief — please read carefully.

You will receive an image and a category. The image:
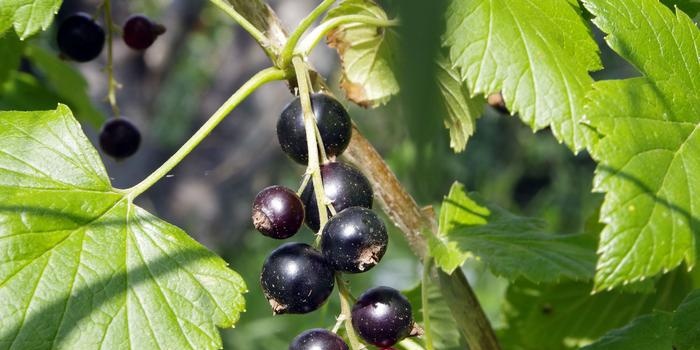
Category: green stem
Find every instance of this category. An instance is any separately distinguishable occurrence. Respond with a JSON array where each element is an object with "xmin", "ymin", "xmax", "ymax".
[
  {"xmin": 126, "ymin": 67, "xmax": 286, "ymax": 199},
  {"xmin": 209, "ymin": 0, "xmax": 272, "ymax": 56},
  {"xmin": 279, "ymin": 0, "xmax": 336, "ymax": 68},
  {"xmin": 422, "ymin": 259, "xmax": 435, "ymax": 350},
  {"xmin": 336, "ymin": 274, "xmax": 363, "ymax": 350},
  {"xmin": 297, "ymin": 15, "xmax": 399, "ymax": 56},
  {"xmin": 104, "ymin": 0, "xmax": 120, "ymax": 117},
  {"xmin": 293, "ymin": 56, "xmax": 329, "ymax": 235}
]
